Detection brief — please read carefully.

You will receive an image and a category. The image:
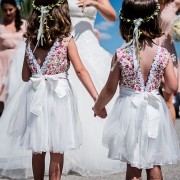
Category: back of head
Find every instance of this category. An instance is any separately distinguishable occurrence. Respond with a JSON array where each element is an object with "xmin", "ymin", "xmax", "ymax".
[
  {"xmin": 25, "ymin": 0, "xmax": 71, "ymax": 49},
  {"xmin": 120, "ymin": 0, "xmax": 162, "ymax": 42}
]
